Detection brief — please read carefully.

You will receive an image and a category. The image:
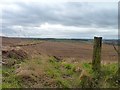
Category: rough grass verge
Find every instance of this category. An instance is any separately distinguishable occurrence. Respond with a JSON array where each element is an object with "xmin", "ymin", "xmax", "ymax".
[{"xmin": 2, "ymin": 56, "xmax": 119, "ymax": 88}]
